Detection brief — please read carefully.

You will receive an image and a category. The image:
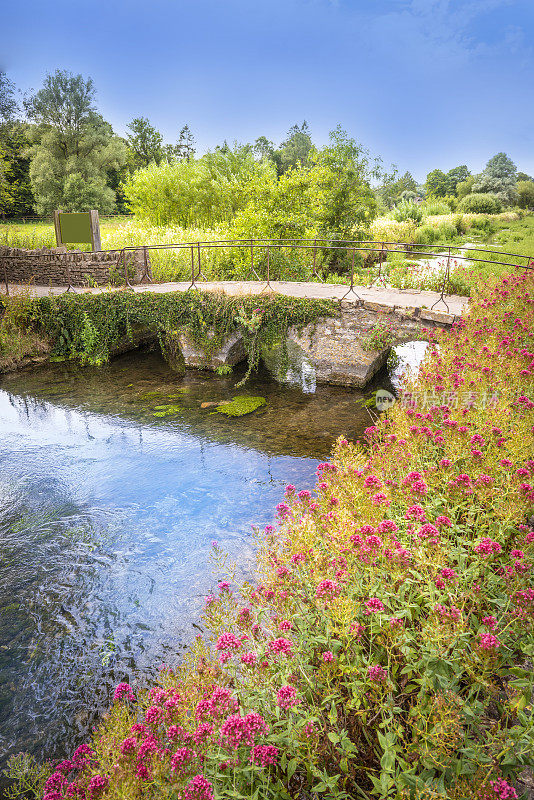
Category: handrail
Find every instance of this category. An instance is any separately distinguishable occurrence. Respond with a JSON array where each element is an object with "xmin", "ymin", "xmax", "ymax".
[{"xmin": 1, "ymin": 239, "xmax": 532, "ymax": 314}]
